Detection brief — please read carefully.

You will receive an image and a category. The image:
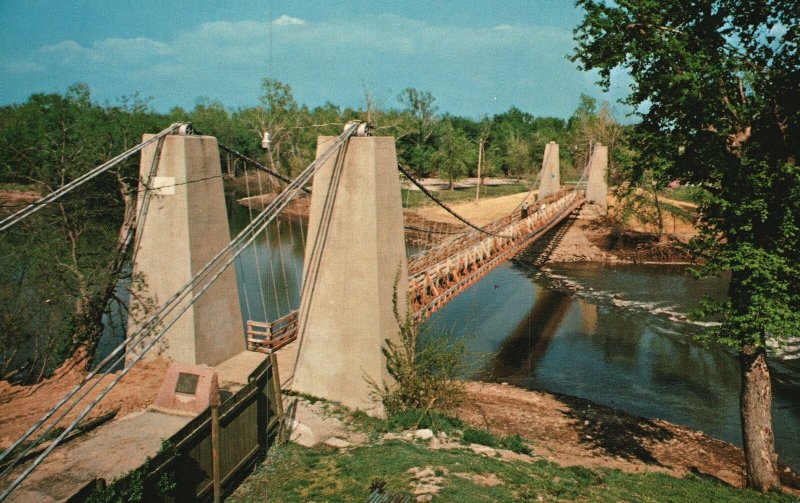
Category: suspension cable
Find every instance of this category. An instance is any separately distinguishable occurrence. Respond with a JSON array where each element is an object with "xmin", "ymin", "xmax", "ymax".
[
  {"xmin": 0, "ymin": 122, "xmax": 362, "ymax": 501},
  {"xmin": 397, "ymin": 164, "xmax": 513, "ymax": 239},
  {"xmin": 213, "ymin": 140, "xmax": 310, "ymax": 193},
  {"xmin": 0, "ymin": 123, "xmax": 183, "ymax": 232}
]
